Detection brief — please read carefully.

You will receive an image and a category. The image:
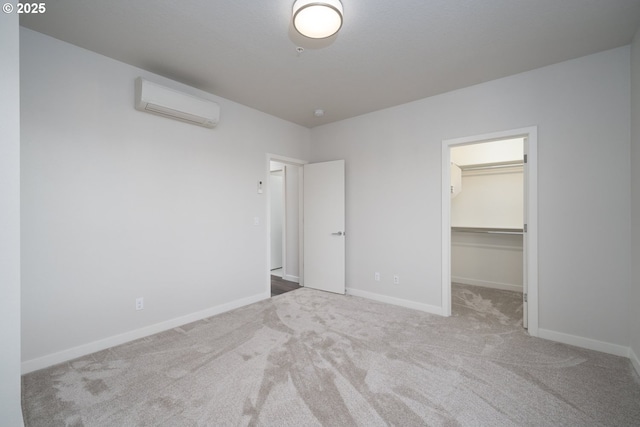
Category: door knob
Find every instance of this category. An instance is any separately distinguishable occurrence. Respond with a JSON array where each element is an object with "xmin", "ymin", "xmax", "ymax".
[{"xmin": 332, "ymin": 231, "xmax": 344, "ymax": 236}]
